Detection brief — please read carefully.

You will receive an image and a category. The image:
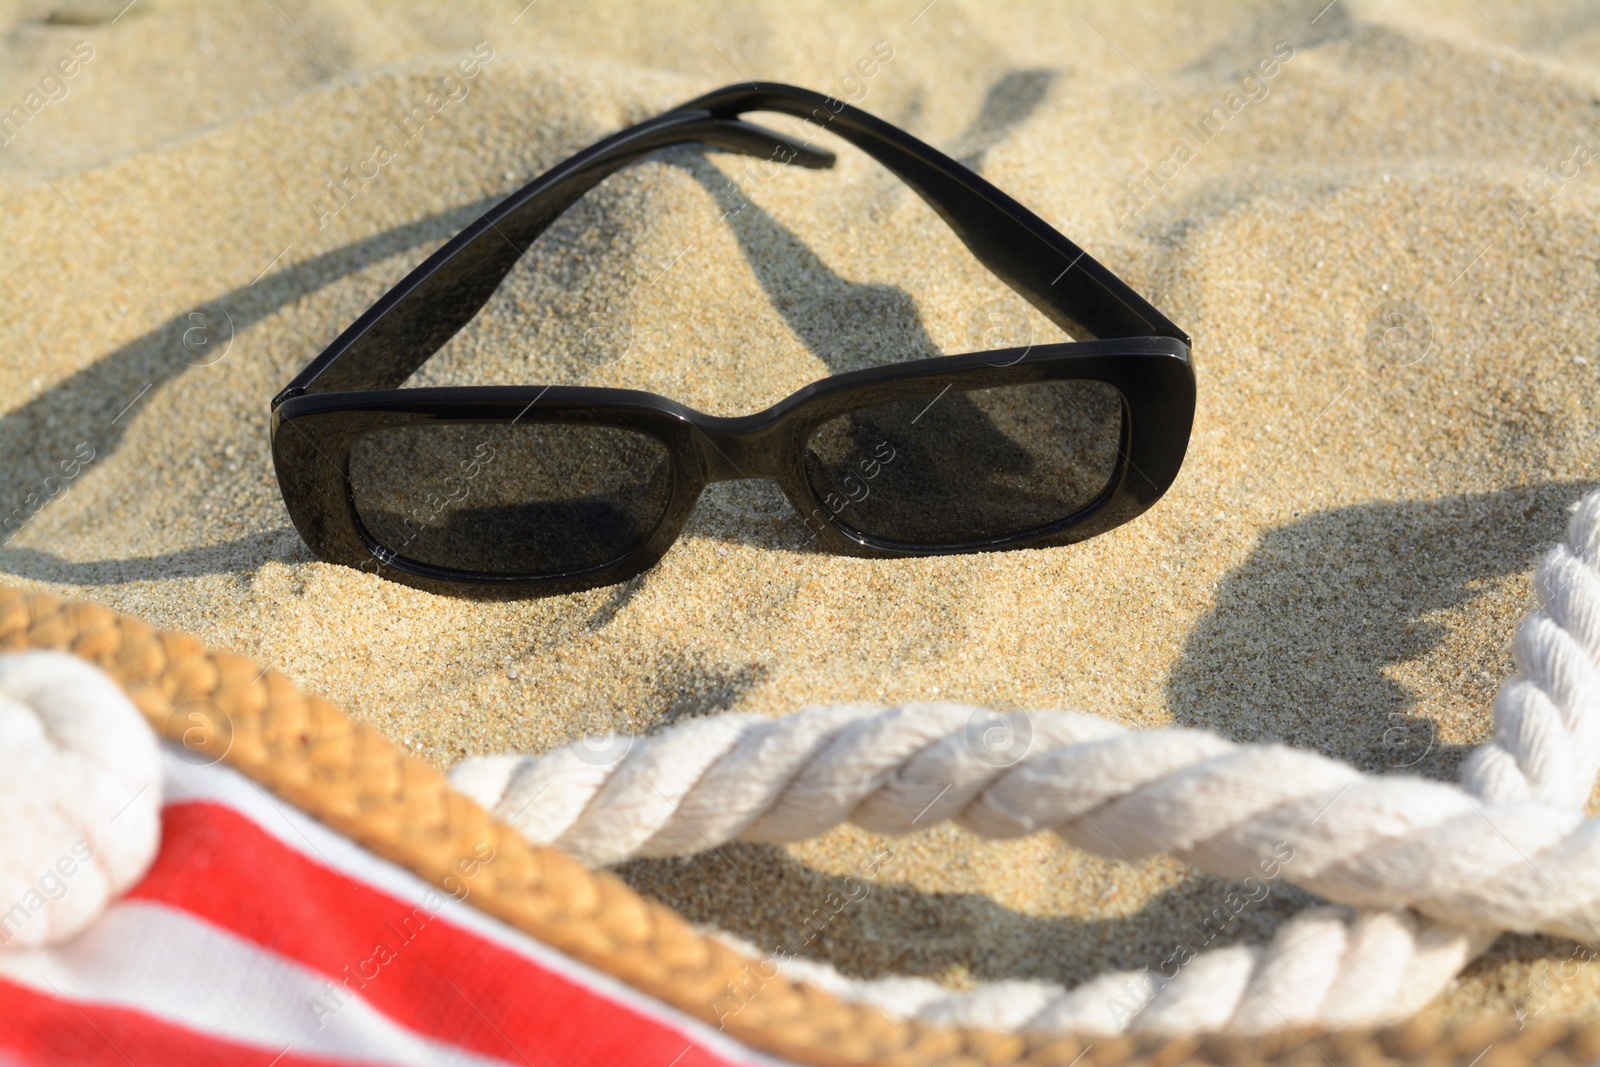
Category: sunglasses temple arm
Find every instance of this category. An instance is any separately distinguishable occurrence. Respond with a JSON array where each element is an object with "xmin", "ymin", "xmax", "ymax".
[
  {"xmin": 681, "ymin": 83, "xmax": 1189, "ymax": 349},
  {"xmin": 280, "ymin": 115, "xmax": 833, "ymax": 399}
]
